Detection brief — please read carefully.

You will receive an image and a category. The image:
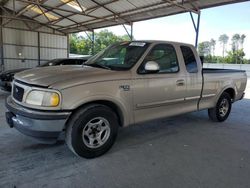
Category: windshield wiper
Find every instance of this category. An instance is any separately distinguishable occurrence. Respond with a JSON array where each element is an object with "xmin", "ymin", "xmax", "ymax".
[{"xmin": 84, "ymin": 63, "xmax": 111, "ymax": 70}]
